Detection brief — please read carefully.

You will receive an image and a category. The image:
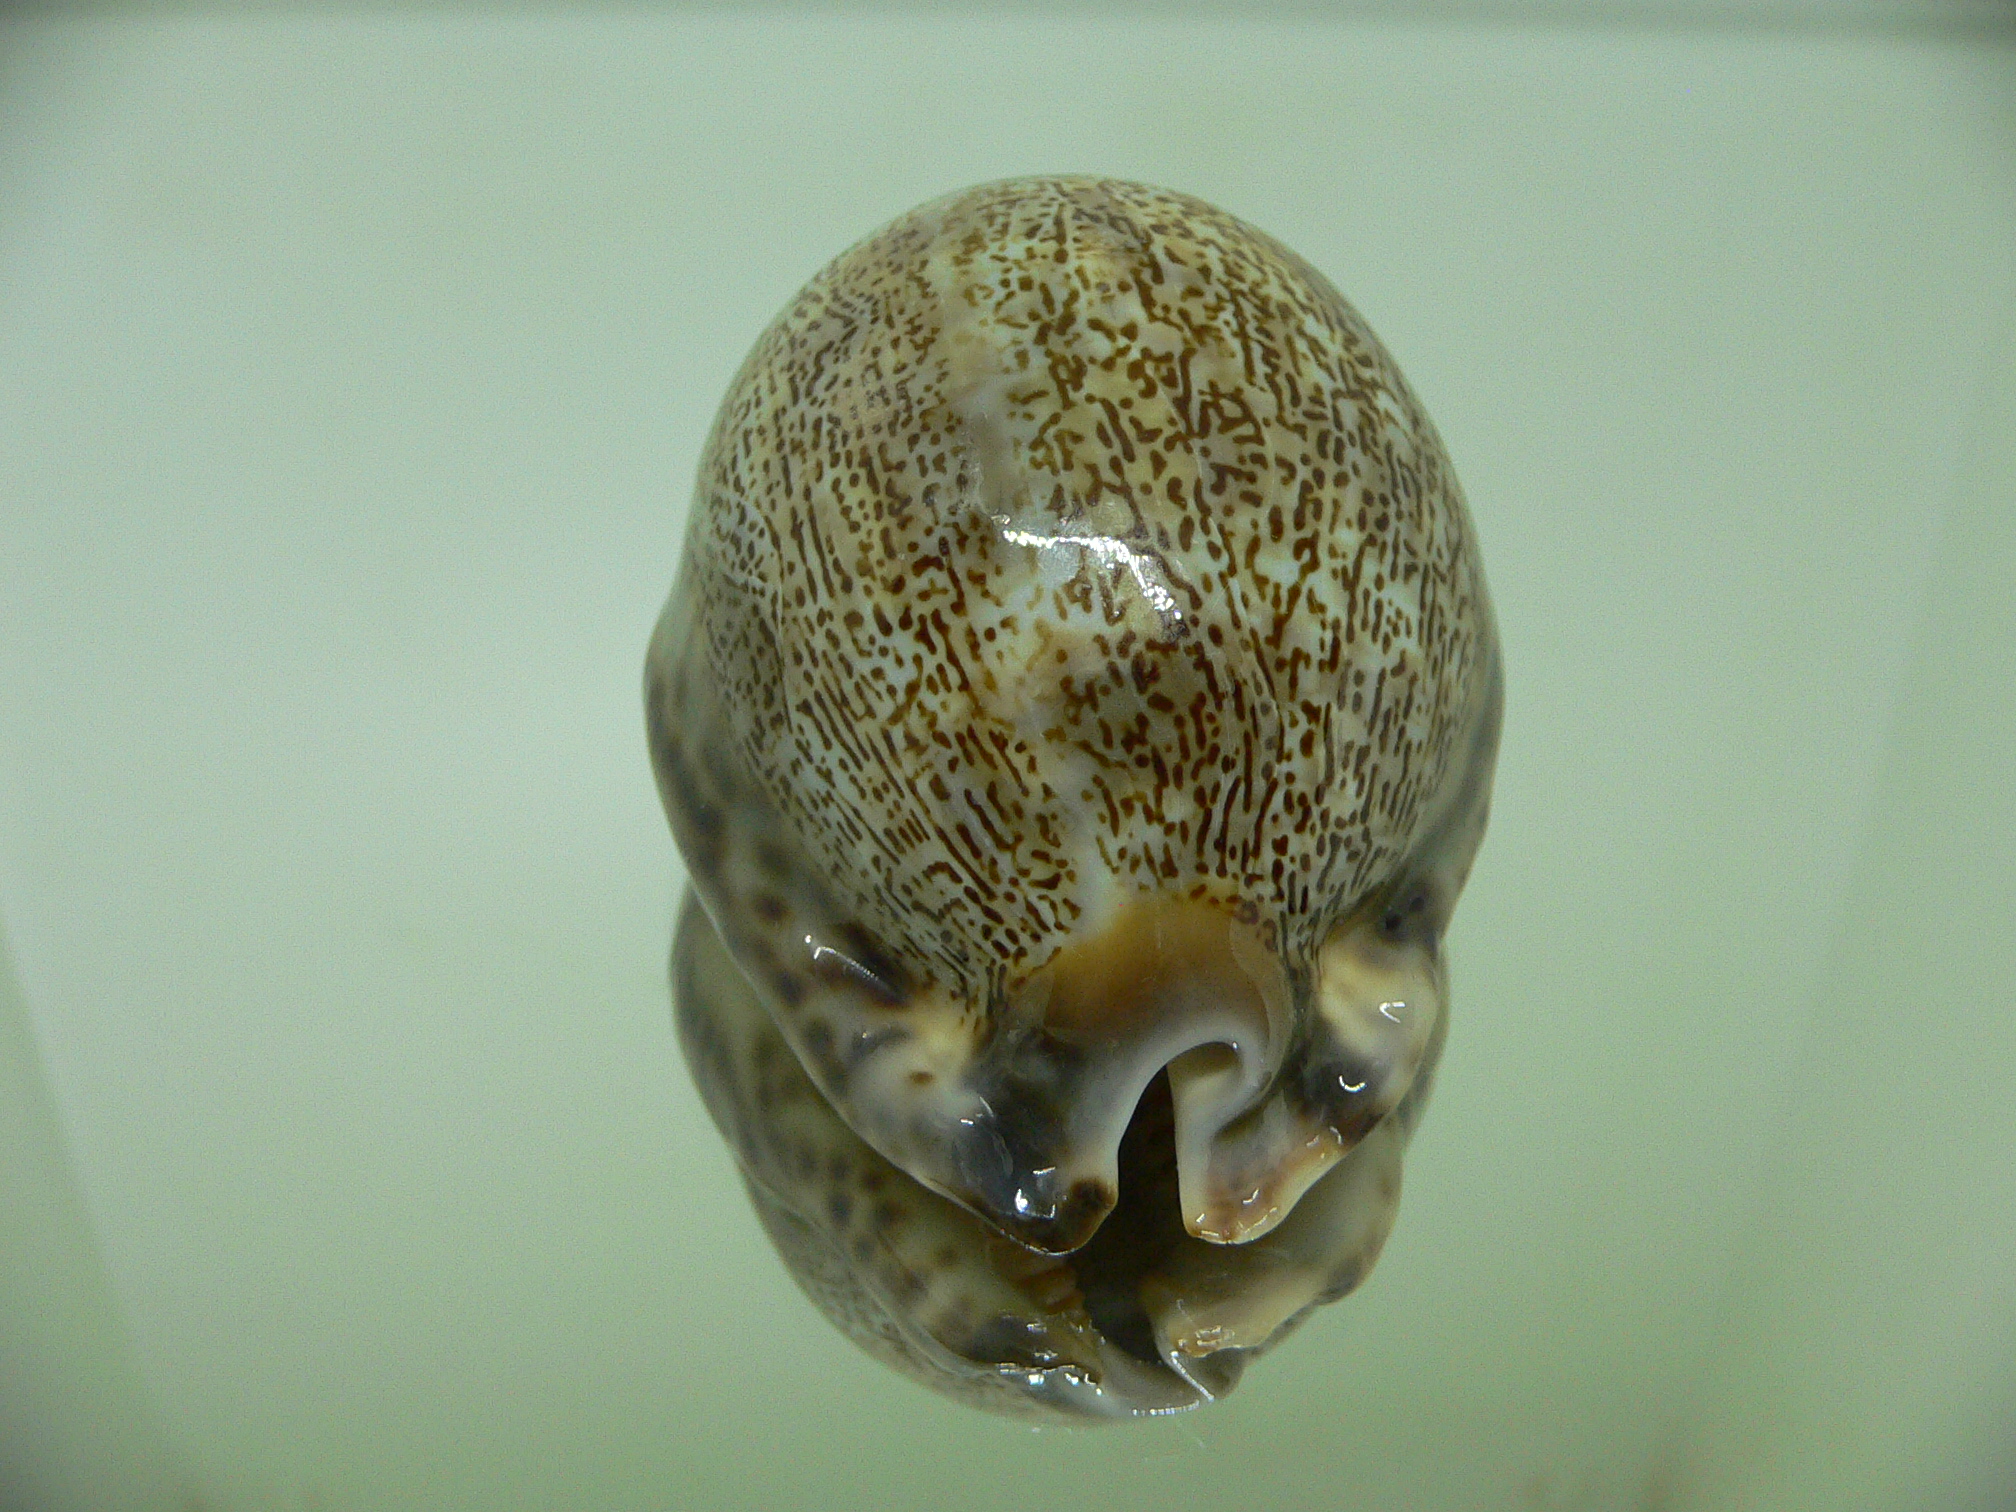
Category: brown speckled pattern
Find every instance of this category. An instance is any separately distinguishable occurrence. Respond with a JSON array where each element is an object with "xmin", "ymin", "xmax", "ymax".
[
  {"xmin": 678, "ymin": 176, "xmax": 1486, "ymax": 990},
  {"xmin": 648, "ymin": 178, "xmax": 1501, "ymax": 1417}
]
